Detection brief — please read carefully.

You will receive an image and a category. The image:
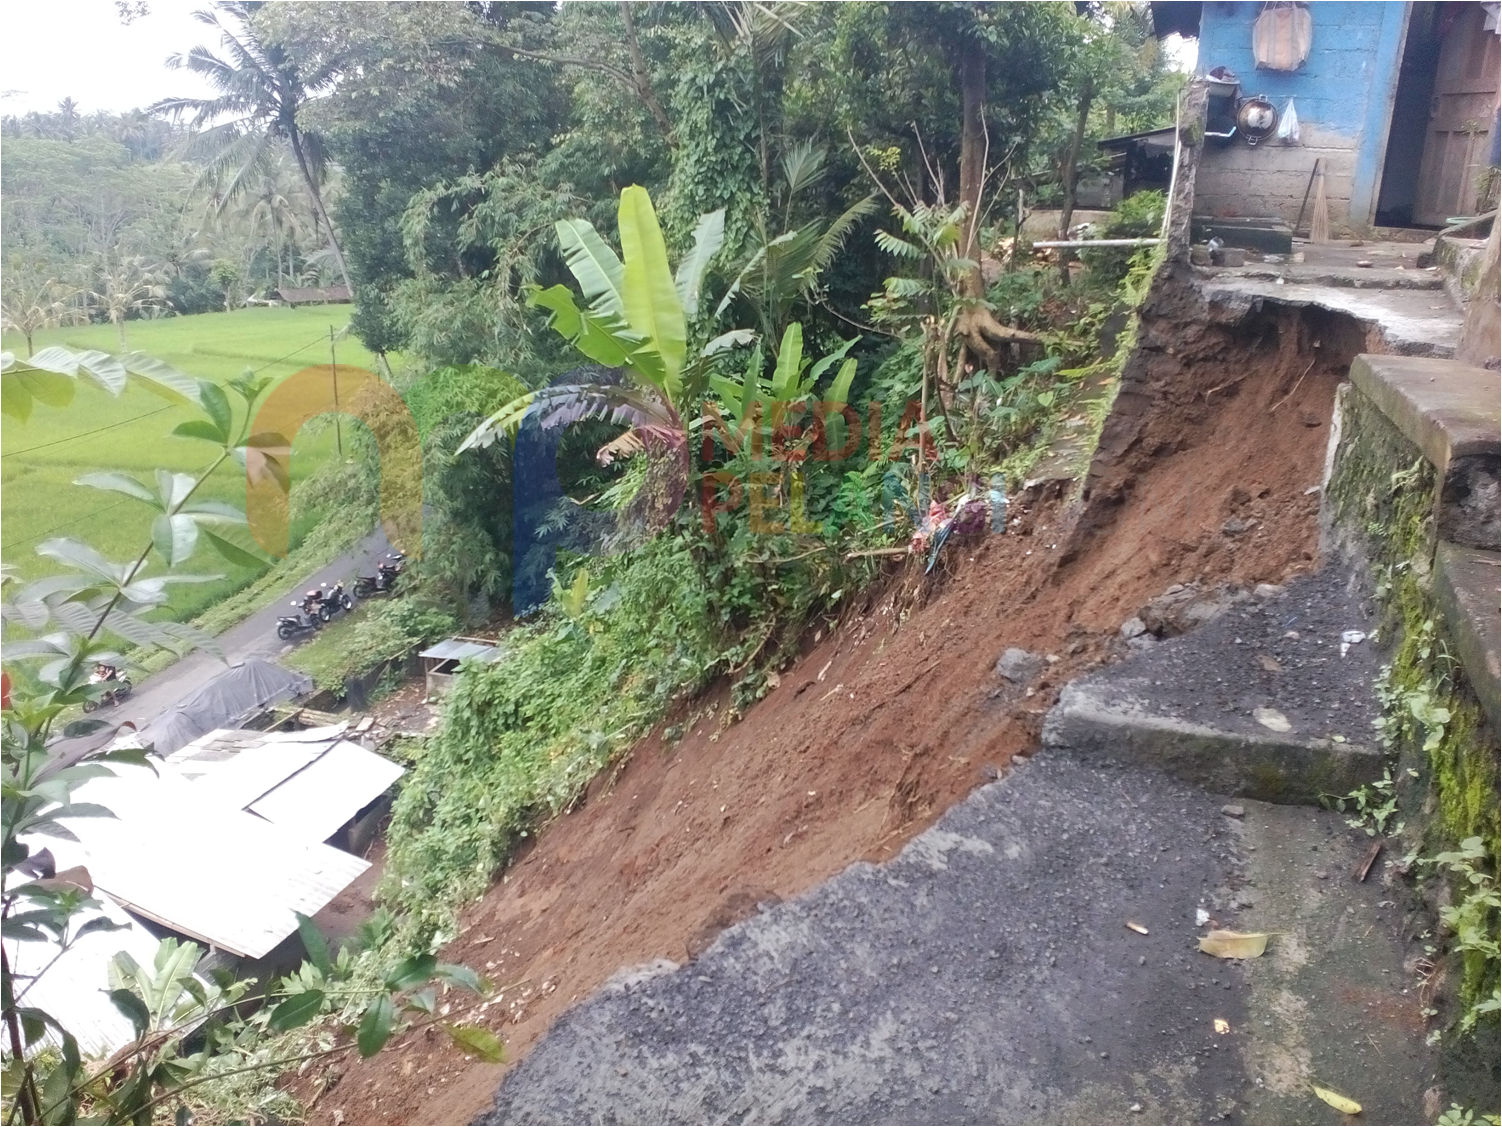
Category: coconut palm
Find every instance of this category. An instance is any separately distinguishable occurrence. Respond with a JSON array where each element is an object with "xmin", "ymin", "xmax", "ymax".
[
  {"xmin": 150, "ymin": 1, "xmax": 353, "ymax": 294},
  {"xmin": 0, "ymin": 263, "xmax": 83, "ymax": 357},
  {"xmin": 241, "ymin": 149, "xmax": 309, "ymax": 289},
  {"xmin": 91, "ymin": 255, "xmax": 168, "ymax": 348}
]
